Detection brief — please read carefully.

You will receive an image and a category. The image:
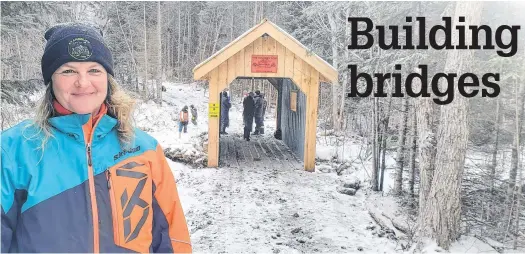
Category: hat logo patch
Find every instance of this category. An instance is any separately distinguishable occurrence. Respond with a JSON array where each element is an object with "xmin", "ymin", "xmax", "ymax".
[{"xmin": 68, "ymin": 37, "xmax": 92, "ymax": 60}]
